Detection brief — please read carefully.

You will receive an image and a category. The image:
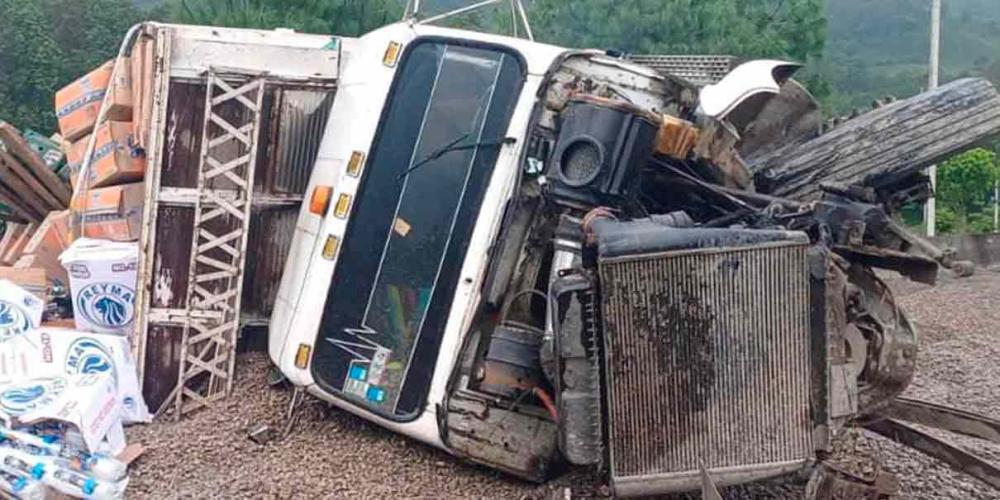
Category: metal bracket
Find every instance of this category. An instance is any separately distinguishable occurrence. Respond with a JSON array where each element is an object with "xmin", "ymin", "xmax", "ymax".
[
  {"xmin": 283, "ymin": 386, "xmax": 305, "ymax": 437},
  {"xmin": 865, "ymin": 410, "xmax": 1000, "ymax": 491}
]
